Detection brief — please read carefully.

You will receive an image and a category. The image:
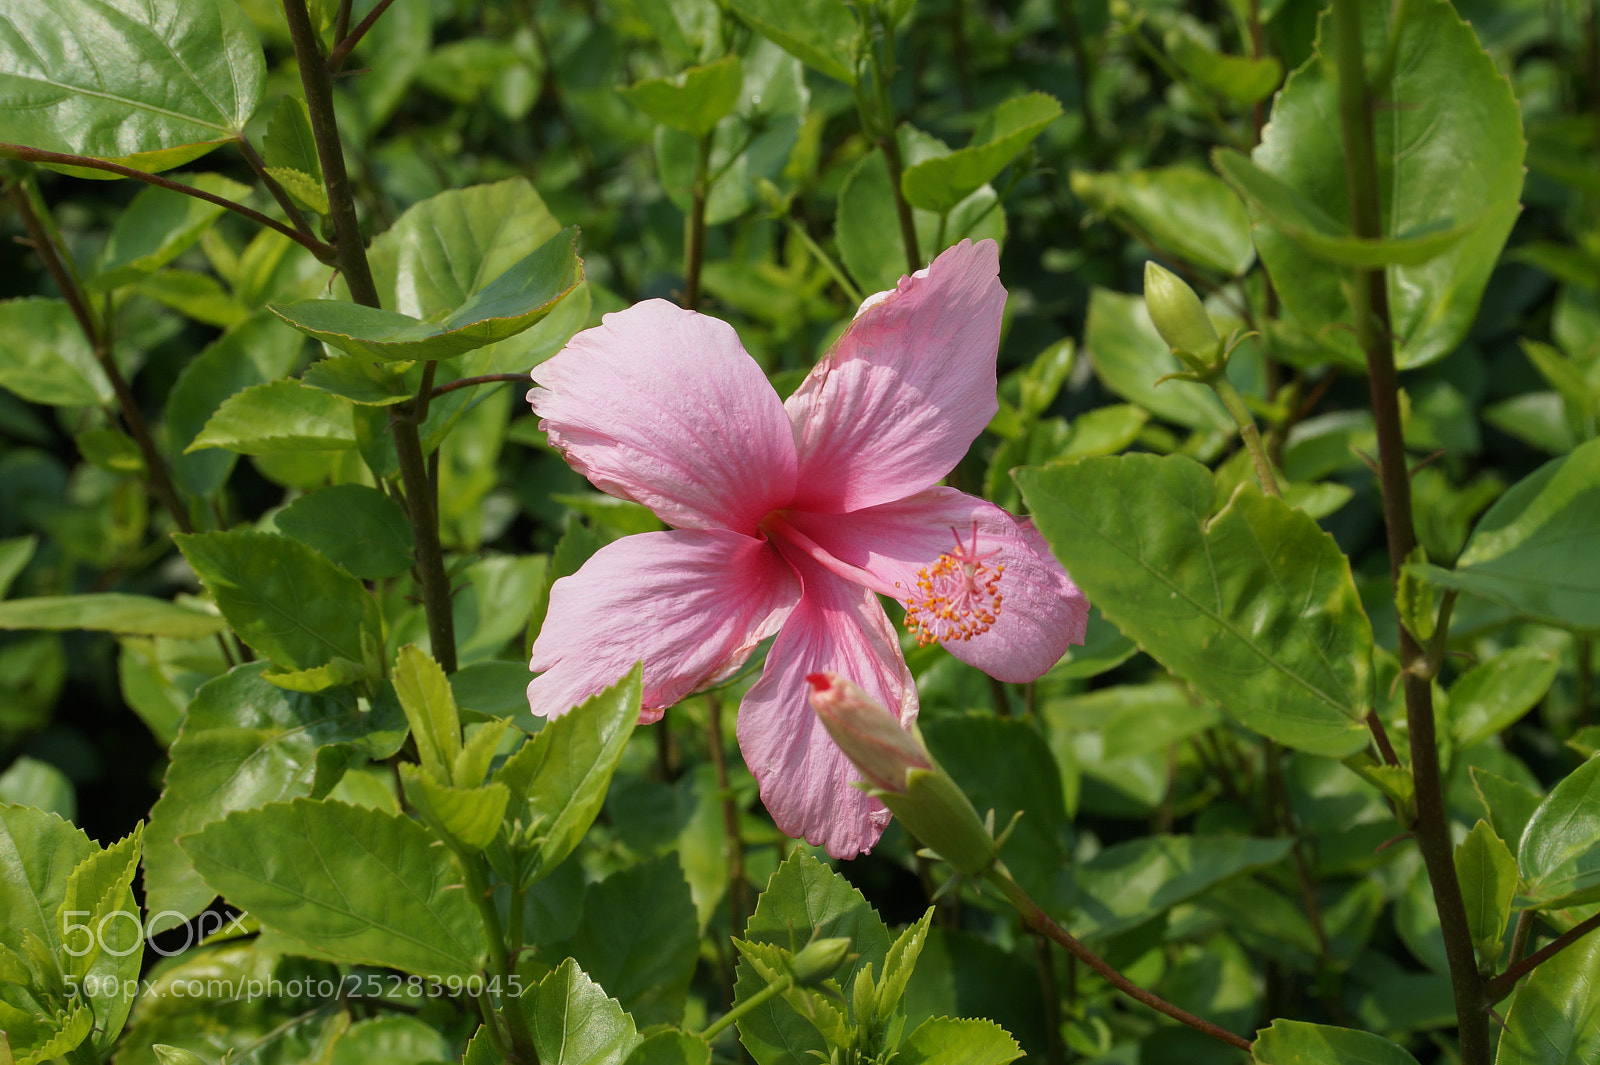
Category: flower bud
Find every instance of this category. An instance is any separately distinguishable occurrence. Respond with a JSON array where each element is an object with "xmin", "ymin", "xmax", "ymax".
[
  {"xmin": 806, "ymin": 673, "xmax": 929, "ymax": 792},
  {"xmin": 1144, "ymin": 261, "xmax": 1220, "ymax": 360},
  {"xmin": 790, "ymin": 936, "xmax": 852, "ymax": 986},
  {"xmin": 808, "ymin": 672, "xmax": 999, "ymax": 875}
]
